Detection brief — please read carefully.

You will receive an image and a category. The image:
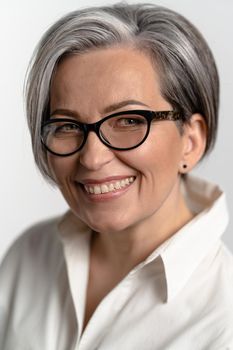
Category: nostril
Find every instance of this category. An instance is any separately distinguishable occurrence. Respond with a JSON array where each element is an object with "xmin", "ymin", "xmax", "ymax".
[{"xmin": 78, "ymin": 140, "xmax": 114, "ymax": 170}]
